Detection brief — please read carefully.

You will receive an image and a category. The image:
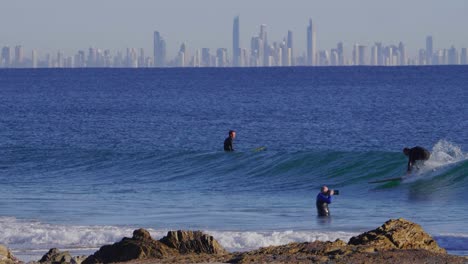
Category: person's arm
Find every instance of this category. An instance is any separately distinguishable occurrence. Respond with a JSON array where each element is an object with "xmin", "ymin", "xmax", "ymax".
[
  {"xmin": 318, "ymin": 193, "xmax": 332, "ymax": 204},
  {"xmin": 229, "ymin": 139, "xmax": 234, "ymax": 151}
]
